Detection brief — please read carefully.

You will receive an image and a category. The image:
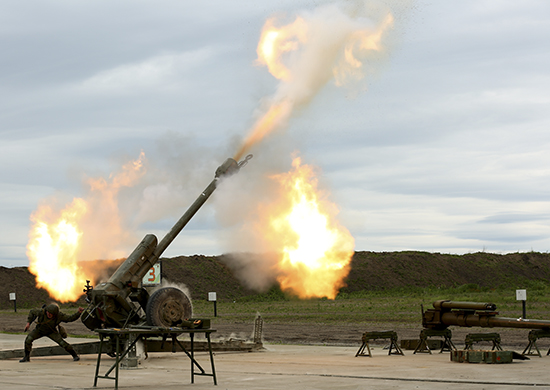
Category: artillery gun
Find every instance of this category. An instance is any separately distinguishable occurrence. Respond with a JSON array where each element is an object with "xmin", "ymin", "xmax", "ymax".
[
  {"xmin": 422, "ymin": 300, "xmax": 550, "ymax": 331},
  {"xmin": 81, "ymin": 155, "xmax": 252, "ymax": 331}
]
